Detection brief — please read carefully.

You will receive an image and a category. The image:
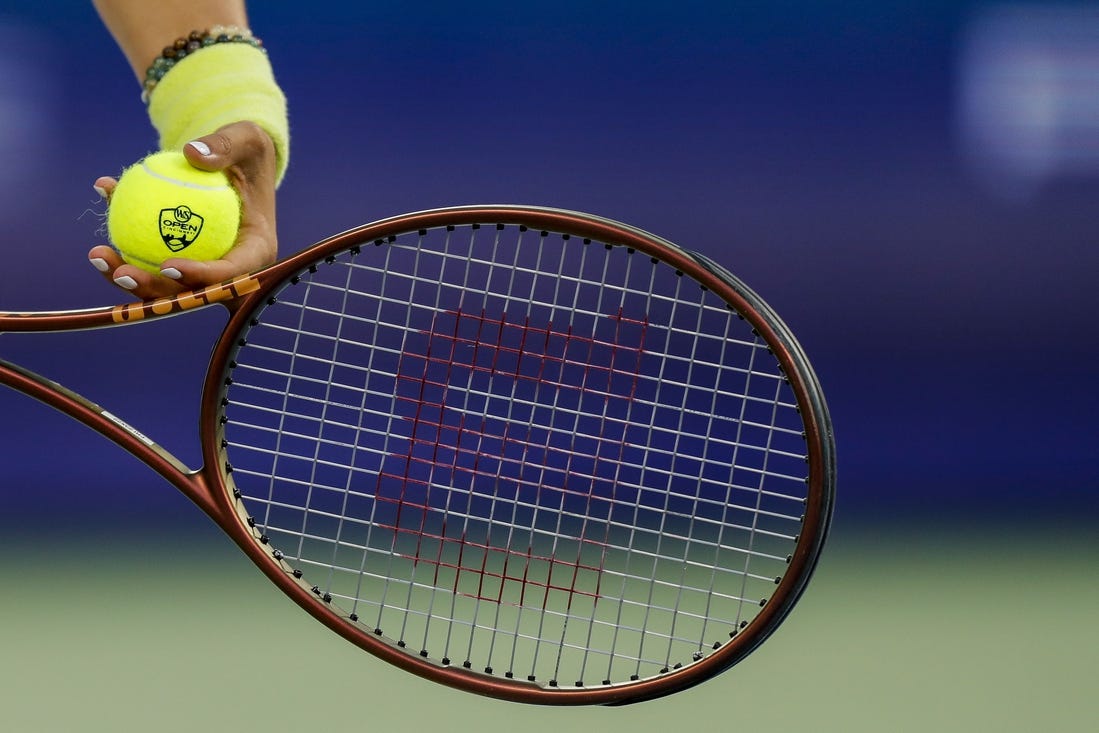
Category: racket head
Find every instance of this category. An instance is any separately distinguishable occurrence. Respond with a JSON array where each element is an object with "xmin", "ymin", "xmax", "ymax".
[{"xmin": 198, "ymin": 206, "xmax": 835, "ymax": 704}]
